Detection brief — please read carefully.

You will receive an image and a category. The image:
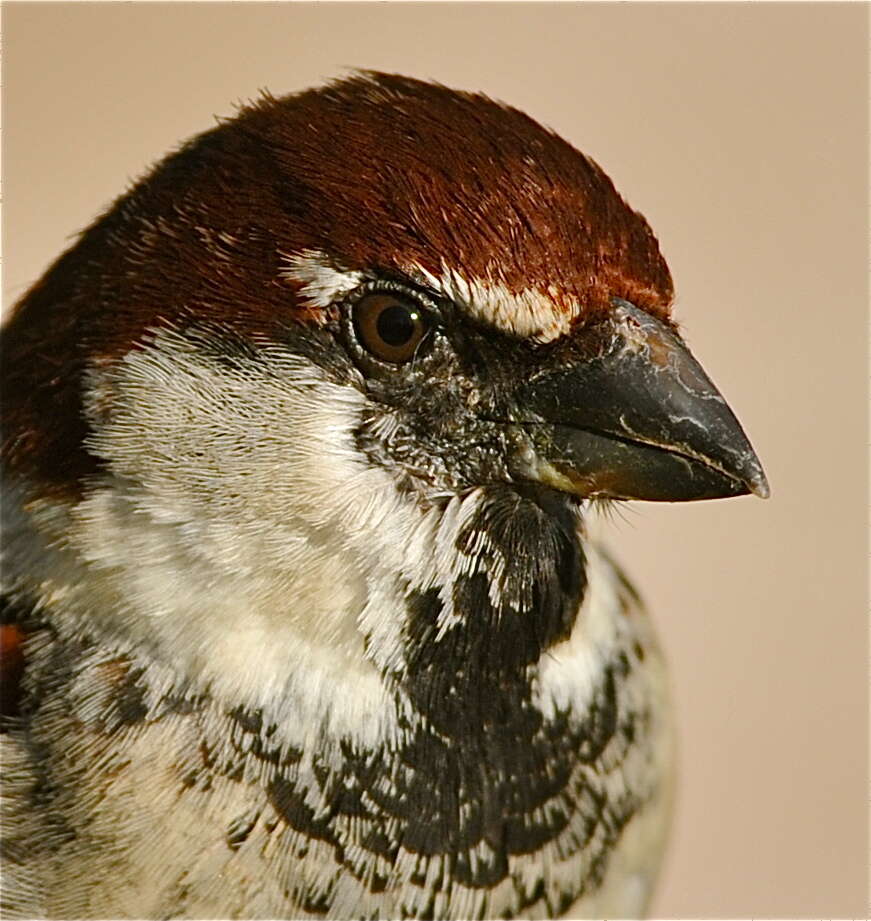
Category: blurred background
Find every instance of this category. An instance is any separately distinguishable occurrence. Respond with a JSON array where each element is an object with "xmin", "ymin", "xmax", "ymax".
[{"xmin": 3, "ymin": 3, "xmax": 867, "ymax": 916}]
